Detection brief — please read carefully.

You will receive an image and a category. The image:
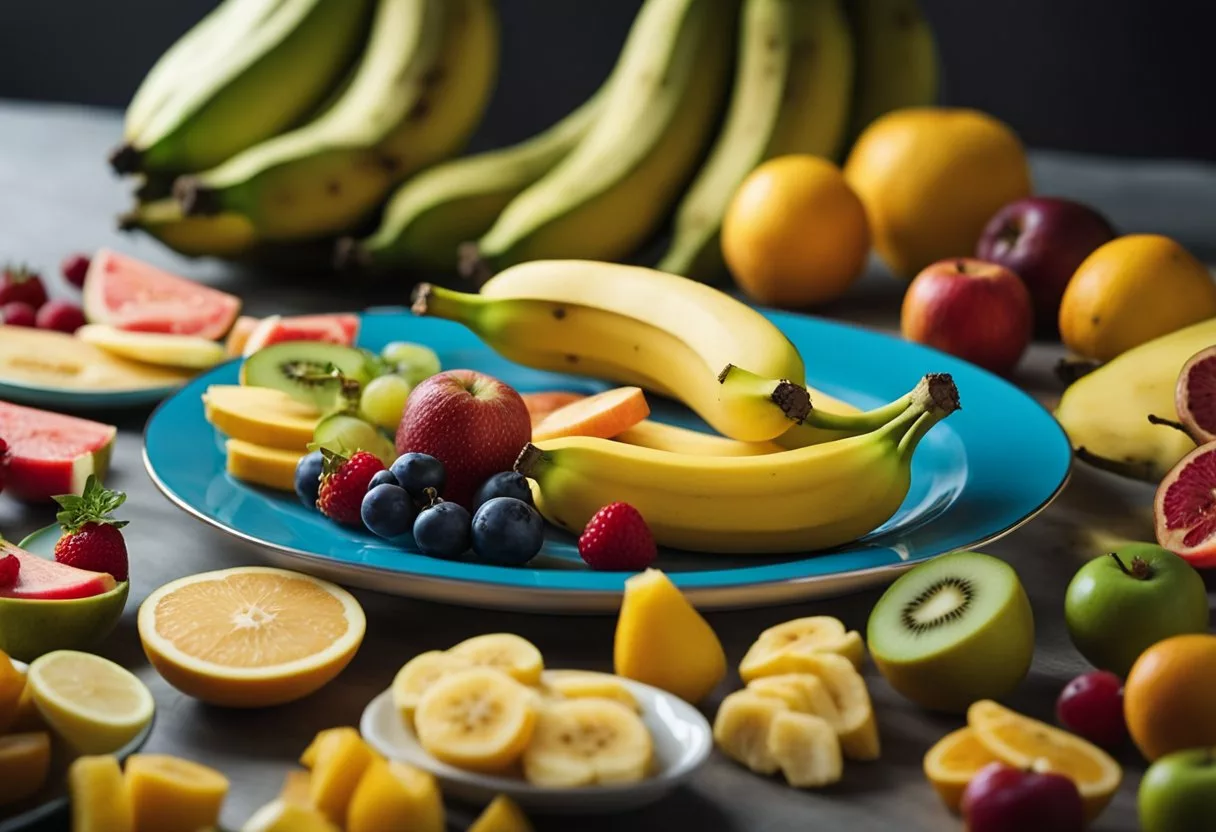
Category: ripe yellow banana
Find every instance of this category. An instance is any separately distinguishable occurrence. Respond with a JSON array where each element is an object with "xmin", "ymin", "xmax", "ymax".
[
  {"xmin": 113, "ymin": 0, "xmax": 374, "ymax": 176},
  {"xmin": 516, "ymin": 374, "xmax": 959, "ymax": 553},
  {"xmin": 466, "ymin": 0, "xmax": 737, "ymax": 273},
  {"xmin": 176, "ymin": 0, "xmax": 499, "ymax": 241},
  {"xmin": 845, "ymin": 0, "xmax": 939, "ymax": 139},
  {"xmin": 615, "ymin": 421, "xmax": 784, "ymax": 457},
  {"xmin": 338, "ymin": 89, "xmax": 604, "ymax": 273},
  {"xmin": 657, "ymin": 0, "xmax": 855, "ymax": 280}
]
